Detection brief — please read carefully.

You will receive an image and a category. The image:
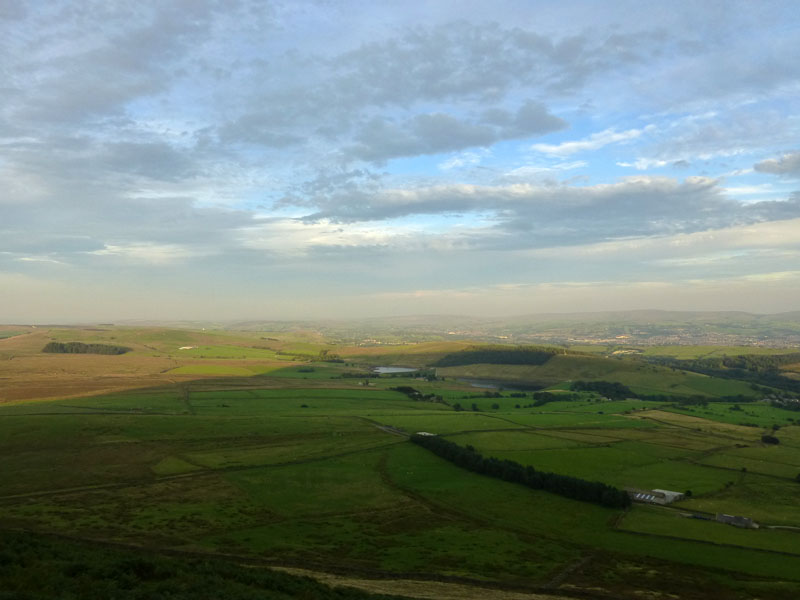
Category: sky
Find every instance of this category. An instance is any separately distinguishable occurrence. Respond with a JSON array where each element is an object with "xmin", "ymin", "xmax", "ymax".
[{"xmin": 2, "ymin": 0, "xmax": 800, "ymax": 322}]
